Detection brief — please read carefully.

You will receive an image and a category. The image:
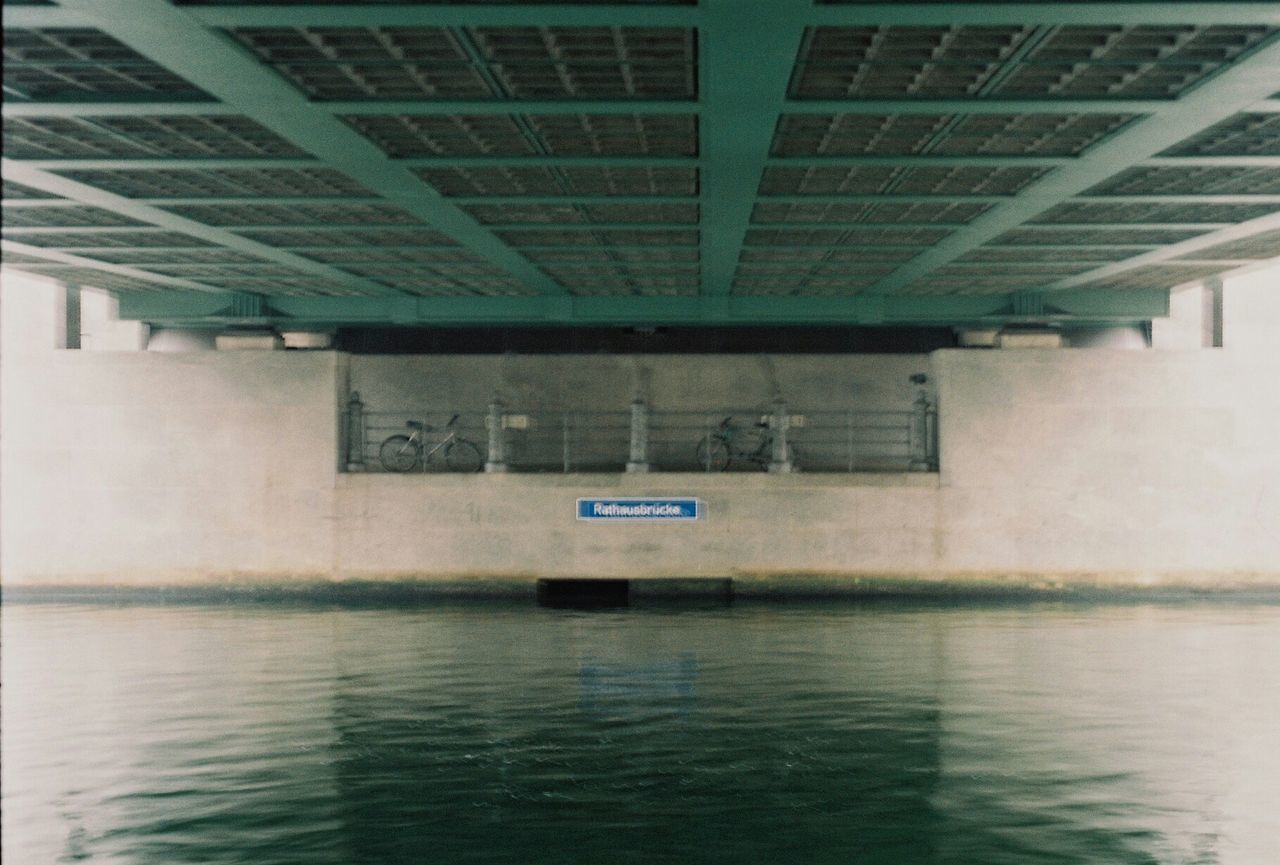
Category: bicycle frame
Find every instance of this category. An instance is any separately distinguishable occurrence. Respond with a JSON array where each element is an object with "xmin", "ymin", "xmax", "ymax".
[
  {"xmin": 721, "ymin": 418, "xmax": 771, "ymax": 462},
  {"xmin": 421, "ymin": 429, "xmax": 457, "ymax": 463}
]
